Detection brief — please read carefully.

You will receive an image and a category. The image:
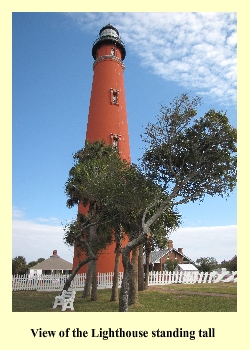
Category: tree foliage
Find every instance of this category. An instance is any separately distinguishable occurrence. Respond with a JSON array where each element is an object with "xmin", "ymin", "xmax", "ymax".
[
  {"xmin": 64, "ymin": 141, "xmax": 179, "ymax": 253},
  {"xmin": 63, "ymin": 94, "xmax": 237, "ymax": 311},
  {"xmin": 163, "ymin": 259, "xmax": 179, "ymax": 272},
  {"xmin": 141, "ymin": 94, "xmax": 237, "ymax": 207},
  {"xmin": 64, "ymin": 141, "xmax": 127, "ymax": 249},
  {"xmin": 12, "ymin": 256, "xmax": 45, "ymax": 275},
  {"xmin": 220, "ymin": 256, "xmax": 237, "ymax": 271},
  {"xmin": 63, "ymin": 141, "xmax": 180, "ymax": 301},
  {"xmin": 12, "ymin": 256, "xmax": 27, "ymax": 275},
  {"xmin": 27, "ymin": 258, "xmax": 45, "ymax": 269},
  {"xmin": 119, "ymin": 93, "xmax": 237, "ymax": 311},
  {"xmin": 63, "ymin": 141, "xmax": 129, "ymax": 294},
  {"xmin": 196, "ymin": 257, "xmax": 218, "ymax": 272}
]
